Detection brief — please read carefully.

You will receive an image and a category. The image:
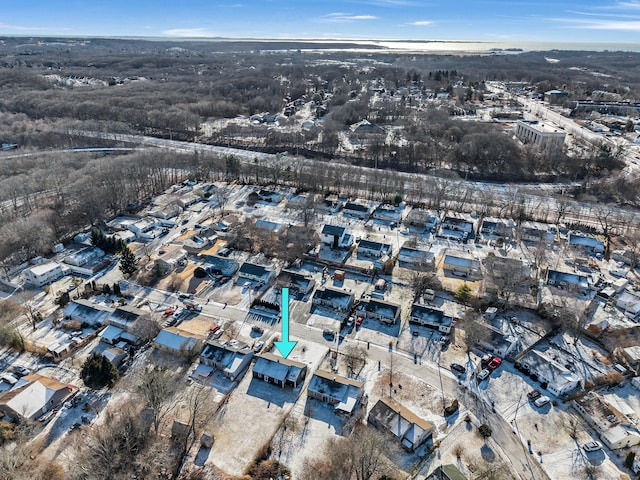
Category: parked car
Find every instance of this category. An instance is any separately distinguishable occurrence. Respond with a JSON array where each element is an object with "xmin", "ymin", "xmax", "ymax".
[
  {"xmin": 253, "ymin": 341, "xmax": 264, "ymax": 353},
  {"xmin": 251, "ymin": 325, "xmax": 265, "ymax": 335},
  {"xmin": 323, "ymin": 329, "xmax": 335, "ymax": 339},
  {"xmin": 534, "ymin": 395, "xmax": 551, "ymax": 408},
  {"xmin": 13, "ymin": 366, "xmax": 30, "ymax": 378},
  {"xmin": 488, "ymin": 357, "xmax": 502, "ymax": 371},
  {"xmin": 527, "ymin": 389, "xmax": 542, "ymax": 401},
  {"xmin": 583, "ymin": 441, "xmax": 602, "ymax": 452},
  {"xmin": 355, "ymin": 317, "xmax": 363, "ymax": 327},
  {"xmin": 477, "ymin": 369, "xmax": 491, "ymax": 381},
  {"xmin": 450, "ymin": 363, "xmax": 466, "ymax": 374}
]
